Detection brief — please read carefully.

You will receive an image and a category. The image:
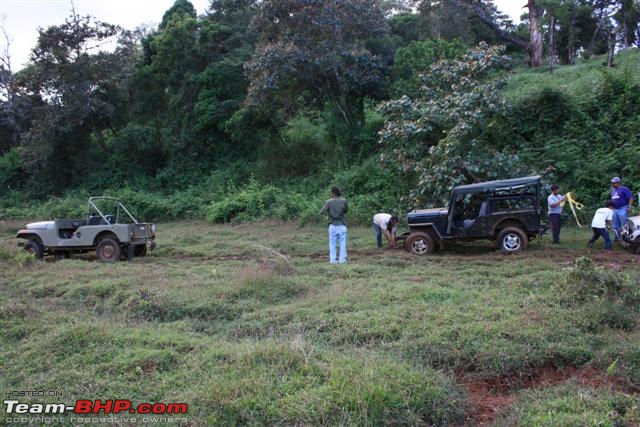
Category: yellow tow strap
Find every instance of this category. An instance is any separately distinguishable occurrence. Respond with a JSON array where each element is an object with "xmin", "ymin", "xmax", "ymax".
[{"xmin": 560, "ymin": 192, "xmax": 585, "ymax": 228}]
